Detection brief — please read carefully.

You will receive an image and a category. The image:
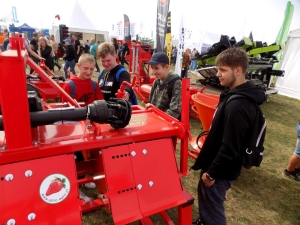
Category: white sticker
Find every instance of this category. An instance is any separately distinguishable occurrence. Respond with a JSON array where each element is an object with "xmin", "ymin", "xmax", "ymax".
[{"xmin": 39, "ymin": 174, "xmax": 70, "ymax": 204}]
